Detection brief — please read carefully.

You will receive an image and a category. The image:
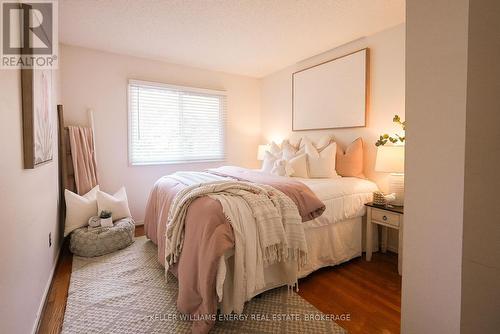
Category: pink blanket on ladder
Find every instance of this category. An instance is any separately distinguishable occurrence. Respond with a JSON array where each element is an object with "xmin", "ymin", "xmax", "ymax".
[{"xmin": 68, "ymin": 126, "xmax": 98, "ymax": 195}]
